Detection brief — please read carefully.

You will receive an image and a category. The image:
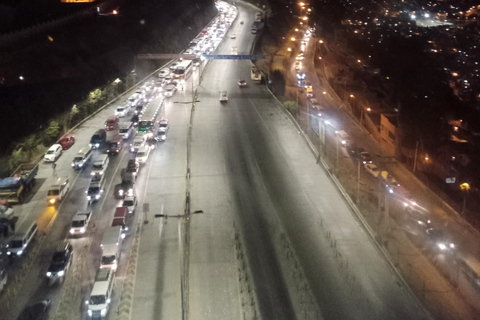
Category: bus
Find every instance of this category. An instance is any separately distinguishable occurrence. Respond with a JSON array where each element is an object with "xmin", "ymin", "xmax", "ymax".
[
  {"xmin": 138, "ymin": 120, "xmax": 154, "ymax": 134},
  {"xmin": 173, "ymin": 60, "xmax": 193, "ymax": 80}
]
